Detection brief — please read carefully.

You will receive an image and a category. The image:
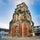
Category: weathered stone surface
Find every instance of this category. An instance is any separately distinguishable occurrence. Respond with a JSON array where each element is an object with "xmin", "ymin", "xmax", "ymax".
[{"xmin": 9, "ymin": 2, "xmax": 34, "ymax": 37}]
